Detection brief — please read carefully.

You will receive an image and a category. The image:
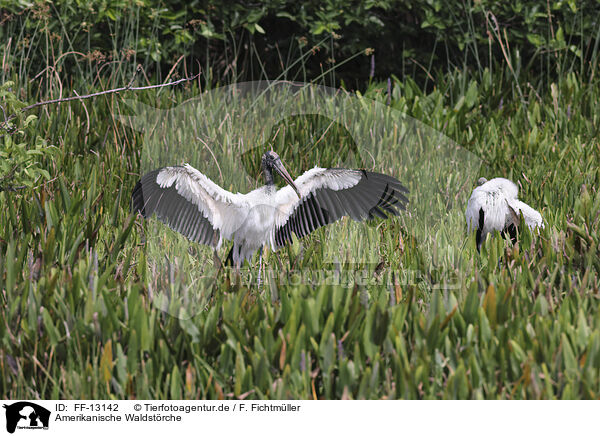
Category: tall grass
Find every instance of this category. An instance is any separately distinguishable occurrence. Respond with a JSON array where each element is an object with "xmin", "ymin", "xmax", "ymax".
[{"xmin": 1, "ymin": 5, "xmax": 600, "ymax": 399}]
